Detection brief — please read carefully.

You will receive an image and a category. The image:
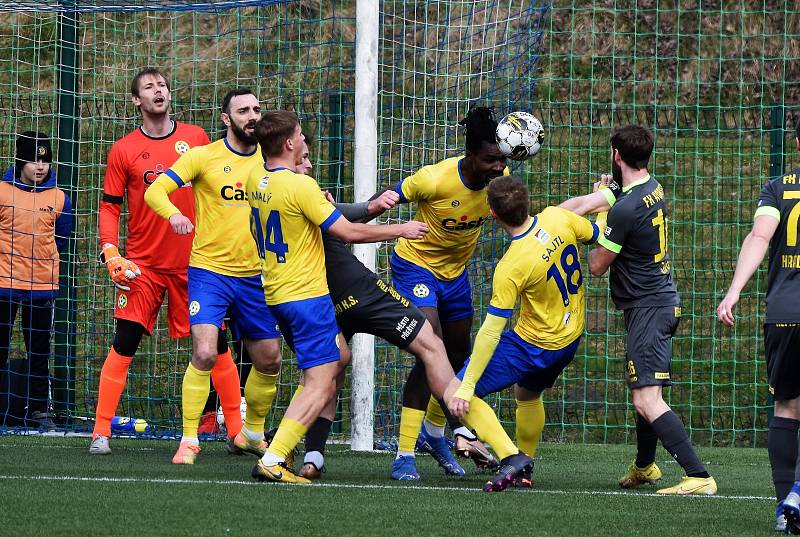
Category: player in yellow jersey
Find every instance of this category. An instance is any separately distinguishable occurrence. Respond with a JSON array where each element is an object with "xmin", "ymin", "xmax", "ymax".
[
  {"xmin": 389, "ymin": 106, "xmax": 508, "ymax": 480},
  {"xmin": 144, "ymin": 89, "xmax": 282, "ymax": 465},
  {"xmin": 245, "ymin": 110, "xmax": 441, "ymax": 484},
  {"xmin": 446, "ymin": 176, "xmax": 599, "ymax": 489}
]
